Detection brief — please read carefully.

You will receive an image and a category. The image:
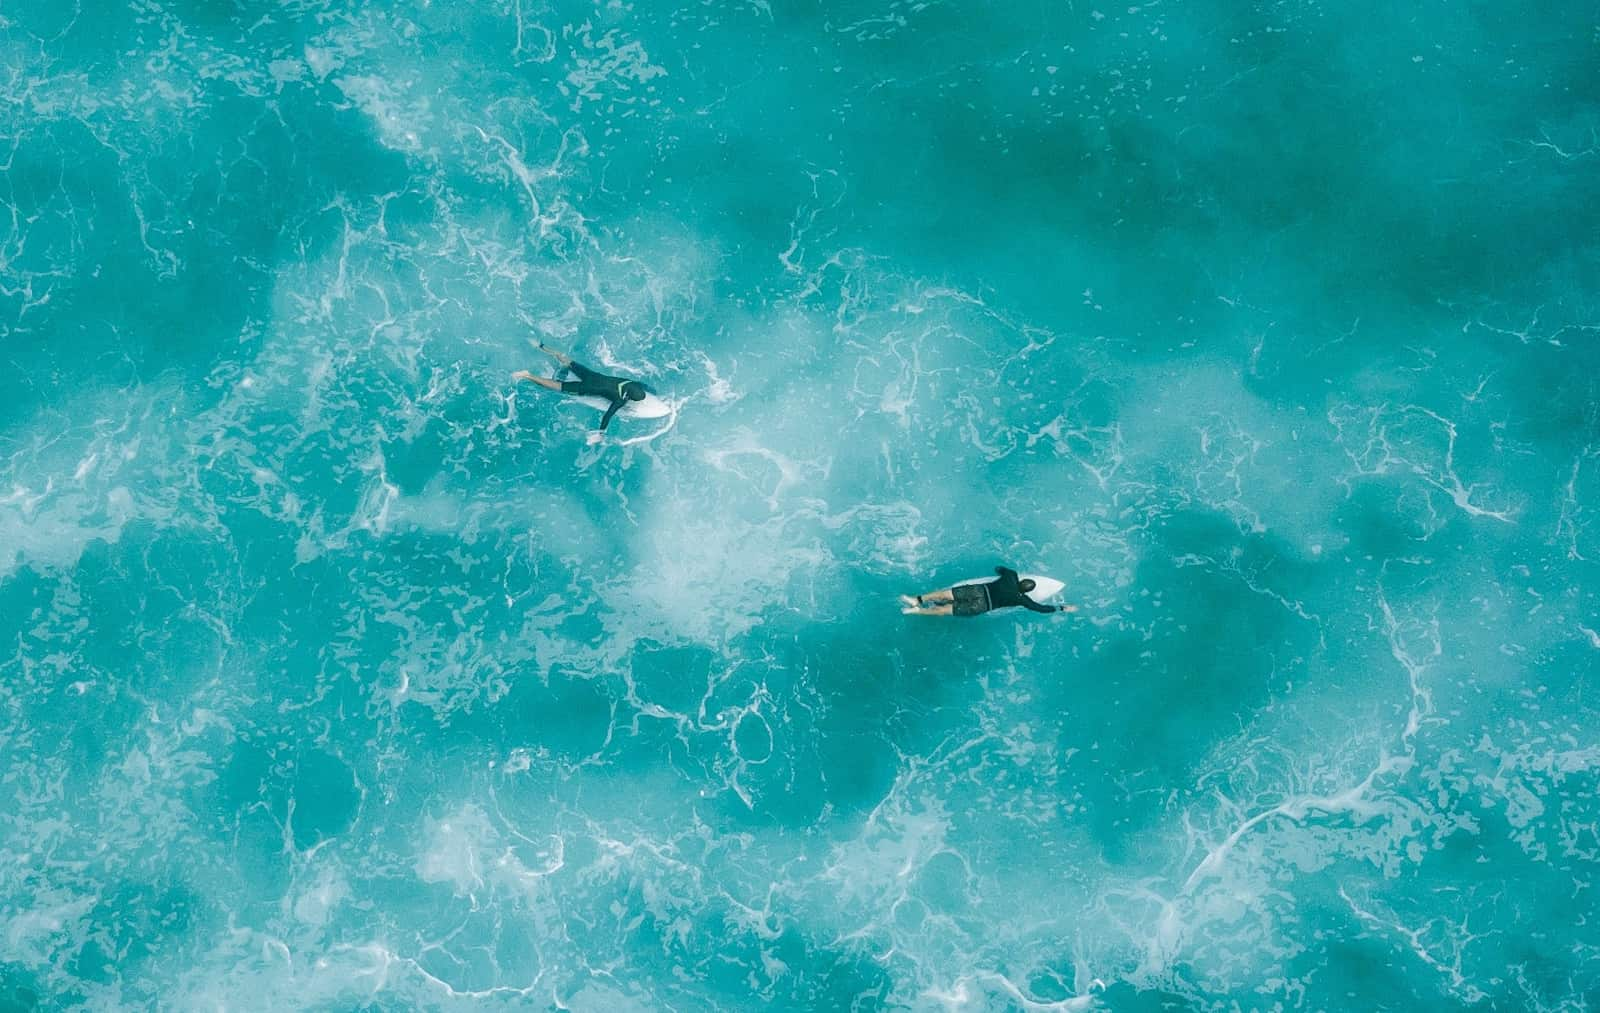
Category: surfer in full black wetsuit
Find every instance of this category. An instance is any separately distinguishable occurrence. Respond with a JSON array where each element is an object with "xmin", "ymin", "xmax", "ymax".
[
  {"xmin": 900, "ymin": 566, "xmax": 1075, "ymax": 617},
  {"xmin": 513, "ymin": 344, "xmax": 651, "ymax": 443}
]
